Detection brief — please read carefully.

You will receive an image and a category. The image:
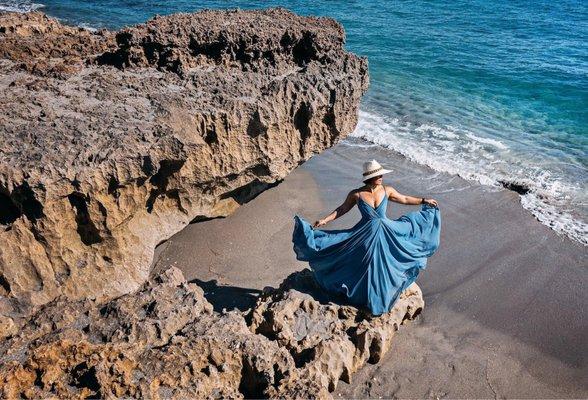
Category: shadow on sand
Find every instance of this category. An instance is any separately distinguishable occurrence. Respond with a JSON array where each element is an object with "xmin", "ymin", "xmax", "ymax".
[
  {"xmin": 188, "ymin": 277, "xmax": 262, "ymax": 313},
  {"xmin": 189, "ymin": 269, "xmax": 362, "ymax": 314}
]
